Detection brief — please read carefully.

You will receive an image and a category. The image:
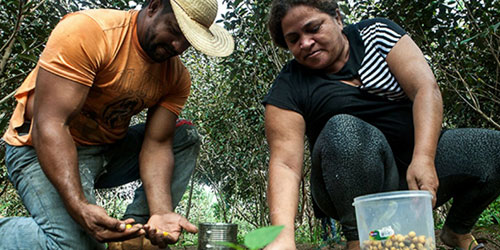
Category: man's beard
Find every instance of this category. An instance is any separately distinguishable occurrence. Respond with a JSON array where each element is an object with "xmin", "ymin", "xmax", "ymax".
[{"xmin": 143, "ymin": 30, "xmax": 177, "ymax": 62}]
